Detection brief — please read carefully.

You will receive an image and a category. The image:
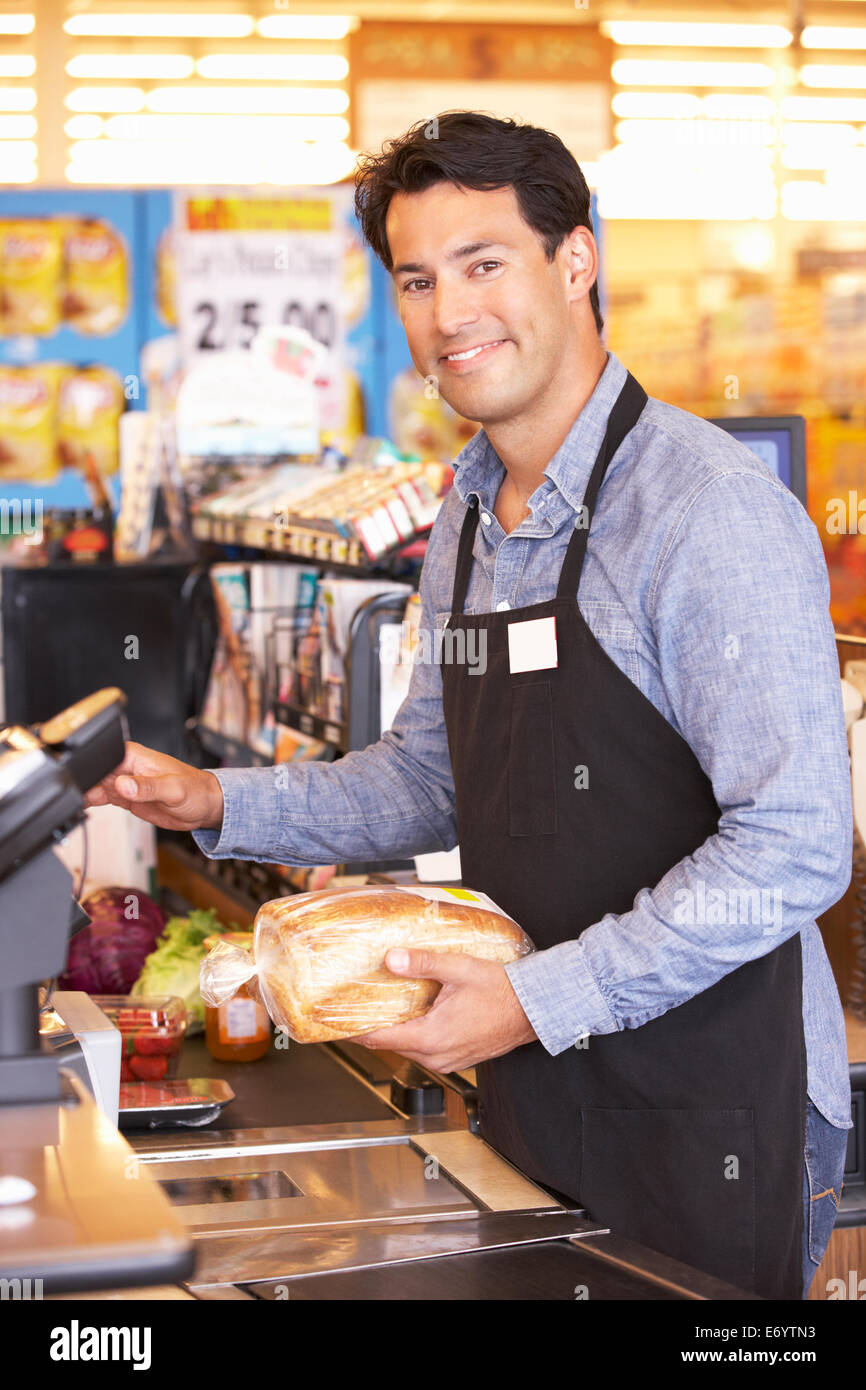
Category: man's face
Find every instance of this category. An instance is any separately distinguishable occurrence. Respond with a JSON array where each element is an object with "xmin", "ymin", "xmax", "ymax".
[{"xmin": 387, "ymin": 182, "xmax": 583, "ymax": 428}]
